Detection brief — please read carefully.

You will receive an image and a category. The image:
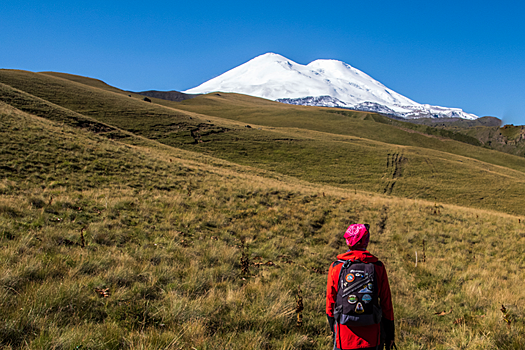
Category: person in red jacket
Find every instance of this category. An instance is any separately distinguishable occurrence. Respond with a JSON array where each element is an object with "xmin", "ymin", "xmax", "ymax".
[{"xmin": 326, "ymin": 224, "xmax": 395, "ymax": 350}]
